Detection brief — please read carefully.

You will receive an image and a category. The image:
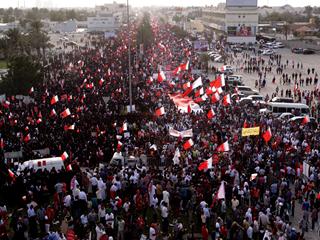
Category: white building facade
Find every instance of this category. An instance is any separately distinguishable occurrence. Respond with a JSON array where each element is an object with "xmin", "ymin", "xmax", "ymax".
[
  {"xmin": 202, "ymin": 0, "xmax": 258, "ymax": 44},
  {"xmin": 225, "ymin": 0, "xmax": 258, "ymax": 44}
]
